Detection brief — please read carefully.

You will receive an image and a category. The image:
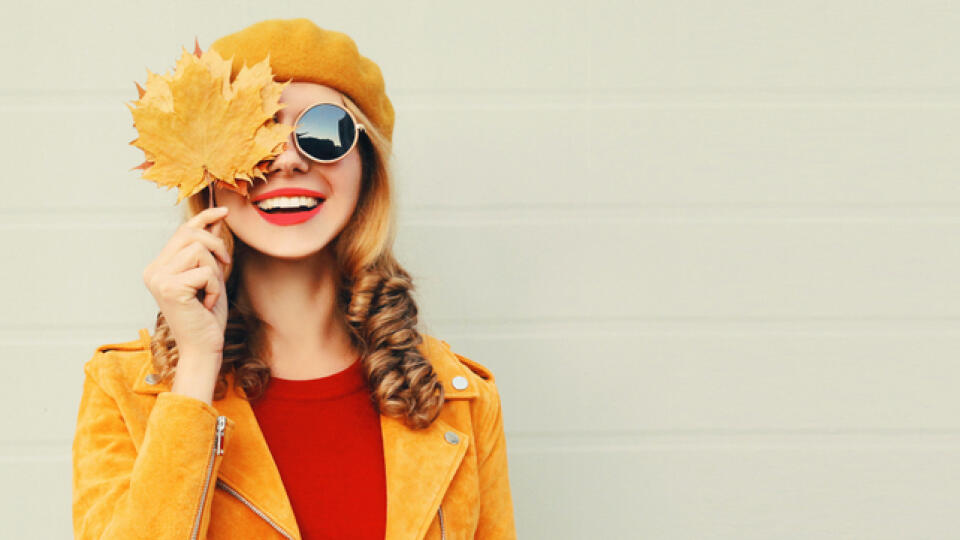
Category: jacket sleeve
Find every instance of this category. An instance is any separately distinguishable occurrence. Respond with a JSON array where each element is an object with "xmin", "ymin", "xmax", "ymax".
[
  {"xmin": 474, "ymin": 379, "xmax": 518, "ymax": 539},
  {"xmin": 72, "ymin": 353, "xmax": 234, "ymax": 539}
]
